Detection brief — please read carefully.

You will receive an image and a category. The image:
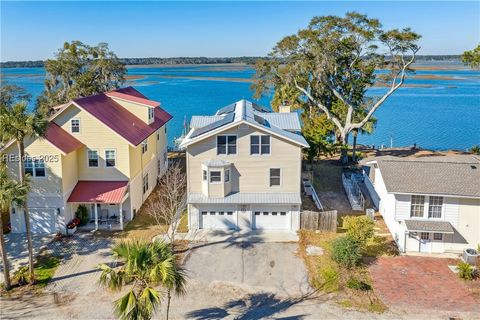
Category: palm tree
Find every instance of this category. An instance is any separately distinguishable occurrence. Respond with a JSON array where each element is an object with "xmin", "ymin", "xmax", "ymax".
[
  {"xmin": 98, "ymin": 240, "xmax": 186, "ymax": 320},
  {"xmin": 0, "ymin": 100, "xmax": 48, "ymax": 283},
  {"xmin": 0, "ymin": 163, "xmax": 29, "ymax": 290}
]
